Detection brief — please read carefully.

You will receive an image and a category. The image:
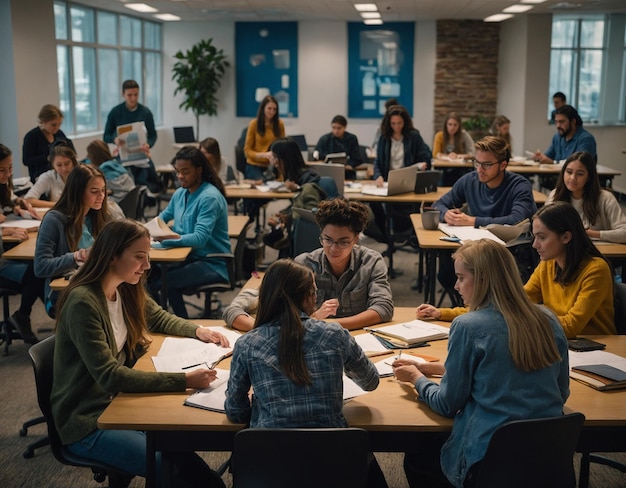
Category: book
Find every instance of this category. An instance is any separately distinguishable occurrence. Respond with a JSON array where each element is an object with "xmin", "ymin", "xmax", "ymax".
[
  {"xmin": 439, "ymin": 220, "xmax": 531, "ymax": 247},
  {"xmin": 569, "ymin": 350, "xmax": 626, "ymax": 391},
  {"xmin": 367, "ymin": 320, "xmax": 449, "ymax": 347},
  {"xmin": 116, "ymin": 121, "xmax": 149, "ymax": 166},
  {"xmin": 144, "ymin": 217, "xmax": 180, "ymax": 240}
]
